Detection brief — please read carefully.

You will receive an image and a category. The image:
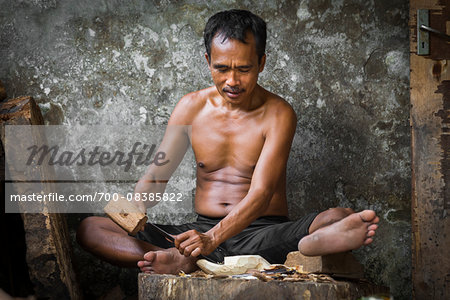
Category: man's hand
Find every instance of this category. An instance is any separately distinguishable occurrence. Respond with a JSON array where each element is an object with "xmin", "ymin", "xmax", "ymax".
[{"xmin": 174, "ymin": 230, "xmax": 217, "ymax": 257}]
